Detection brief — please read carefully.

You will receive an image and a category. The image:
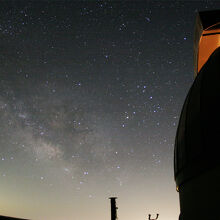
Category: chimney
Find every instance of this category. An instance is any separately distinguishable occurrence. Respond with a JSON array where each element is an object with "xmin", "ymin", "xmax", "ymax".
[{"xmin": 109, "ymin": 197, "xmax": 118, "ymax": 220}]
